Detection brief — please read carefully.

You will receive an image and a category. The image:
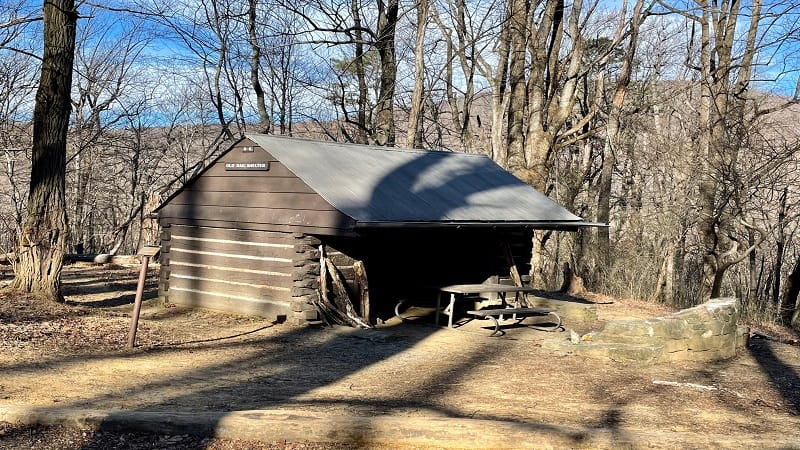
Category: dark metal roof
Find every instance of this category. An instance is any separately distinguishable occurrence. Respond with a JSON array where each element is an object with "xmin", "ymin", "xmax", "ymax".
[{"xmin": 247, "ymin": 134, "xmax": 587, "ymax": 228}]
